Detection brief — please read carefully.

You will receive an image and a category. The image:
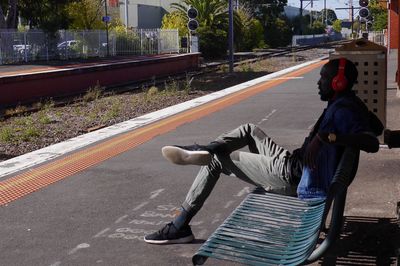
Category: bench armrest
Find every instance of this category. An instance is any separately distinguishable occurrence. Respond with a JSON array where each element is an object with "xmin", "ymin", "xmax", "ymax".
[{"xmin": 306, "ymin": 147, "xmax": 360, "ymax": 263}]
